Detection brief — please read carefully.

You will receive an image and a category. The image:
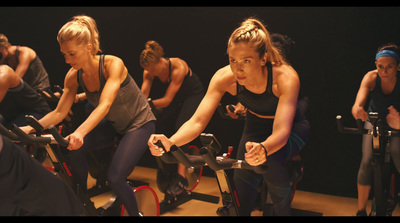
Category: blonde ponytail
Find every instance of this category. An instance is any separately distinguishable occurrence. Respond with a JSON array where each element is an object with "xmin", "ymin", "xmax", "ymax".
[{"xmin": 57, "ymin": 15, "xmax": 101, "ymax": 55}]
